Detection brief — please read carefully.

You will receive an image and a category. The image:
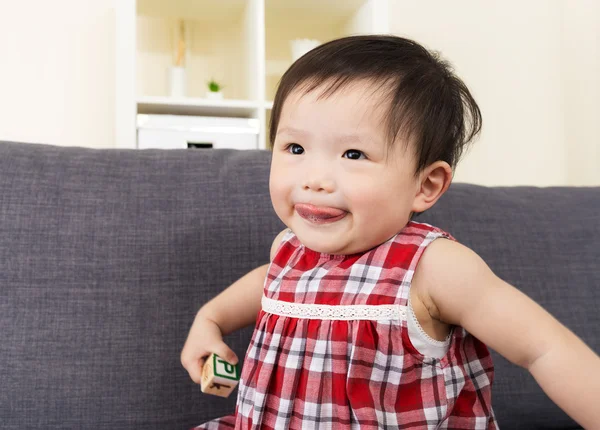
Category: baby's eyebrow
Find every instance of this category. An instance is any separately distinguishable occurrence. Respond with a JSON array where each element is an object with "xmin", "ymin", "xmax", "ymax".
[
  {"xmin": 336, "ymin": 133, "xmax": 373, "ymax": 146},
  {"xmin": 278, "ymin": 127, "xmax": 380, "ymax": 148},
  {"xmin": 277, "ymin": 127, "xmax": 311, "ymax": 139}
]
